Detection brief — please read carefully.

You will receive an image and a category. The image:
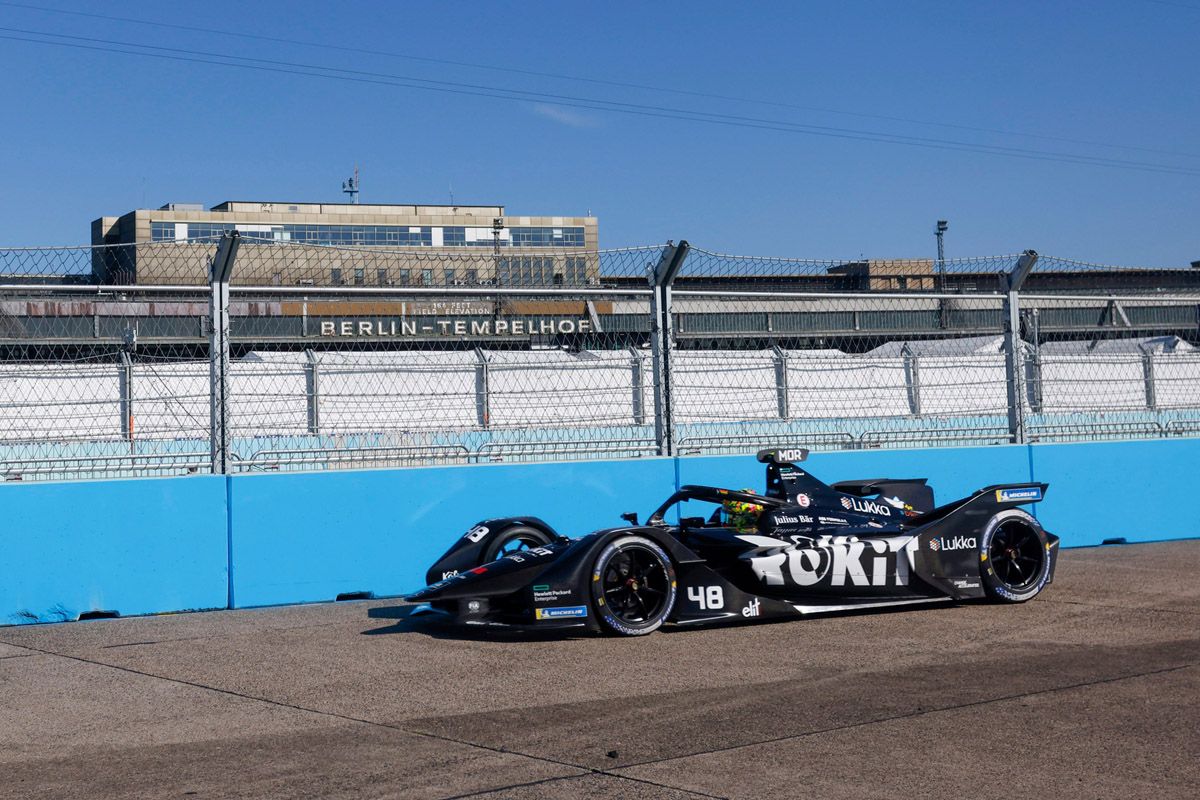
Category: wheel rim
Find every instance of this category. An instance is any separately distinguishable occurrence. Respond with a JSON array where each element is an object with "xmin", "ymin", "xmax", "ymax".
[
  {"xmin": 601, "ymin": 545, "xmax": 670, "ymax": 625},
  {"xmin": 495, "ymin": 534, "xmax": 543, "ymax": 558},
  {"xmin": 989, "ymin": 522, "xmax": 1045, "ymax": 592}
]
